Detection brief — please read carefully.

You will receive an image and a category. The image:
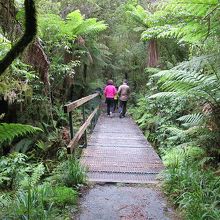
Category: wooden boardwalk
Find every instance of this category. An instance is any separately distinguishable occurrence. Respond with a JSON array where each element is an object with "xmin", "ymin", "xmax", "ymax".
[{"xmin": 81, "ymin": 114, "xmax": 164, "ymax": 183}]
